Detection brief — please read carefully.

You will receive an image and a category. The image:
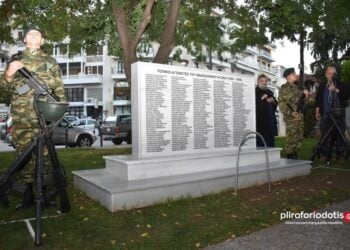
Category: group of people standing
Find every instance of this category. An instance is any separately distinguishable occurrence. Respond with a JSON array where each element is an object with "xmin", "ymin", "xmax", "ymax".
[{"xmin": 256, "ymin": 66, "xmax": 349, "ymax": 163}]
